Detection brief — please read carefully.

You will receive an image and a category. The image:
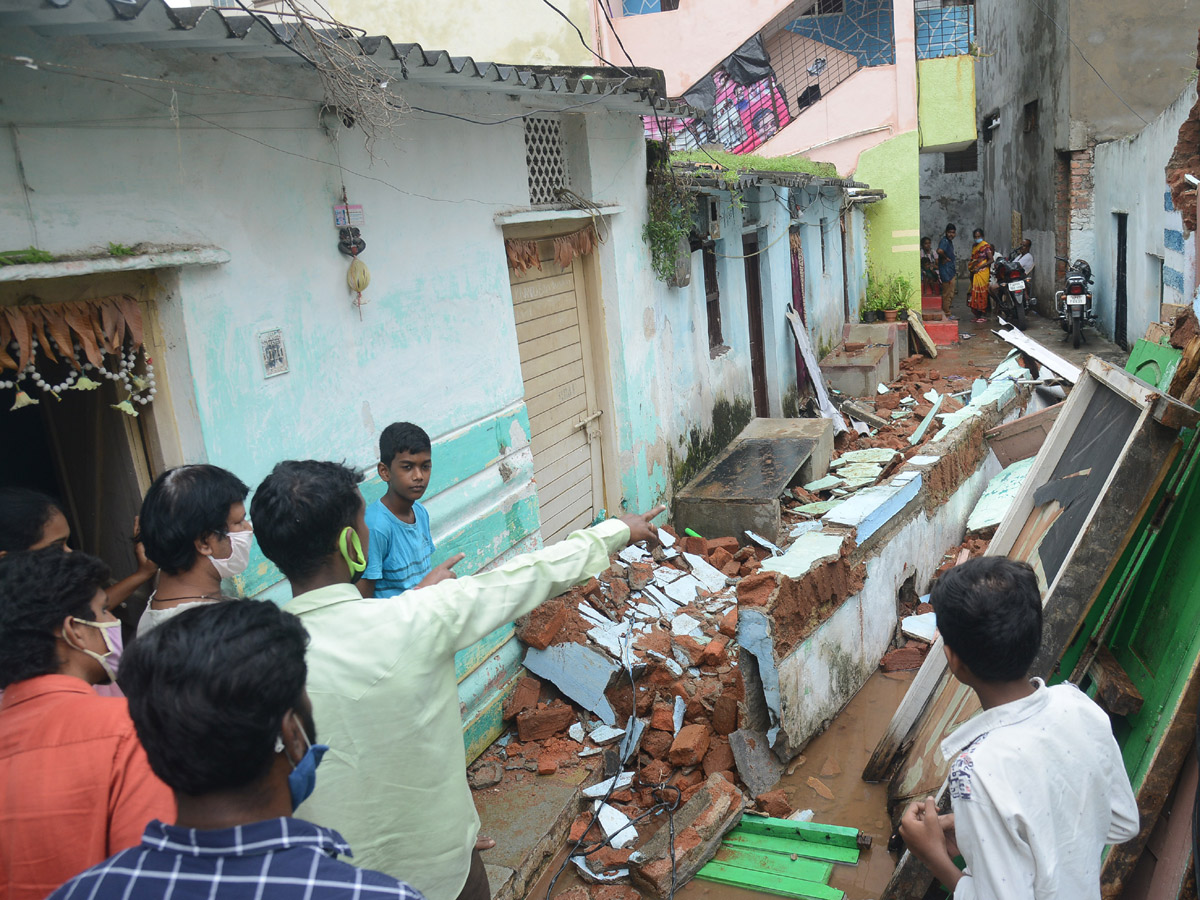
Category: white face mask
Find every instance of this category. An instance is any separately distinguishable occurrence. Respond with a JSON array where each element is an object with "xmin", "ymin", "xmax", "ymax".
[
  {"xmin": 67, "ymin": 618, "xmax": 122, "ymax": 682},
  {"xmin": 211, "ymin": 528, "xmax": 254, "ymax": 580}
]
